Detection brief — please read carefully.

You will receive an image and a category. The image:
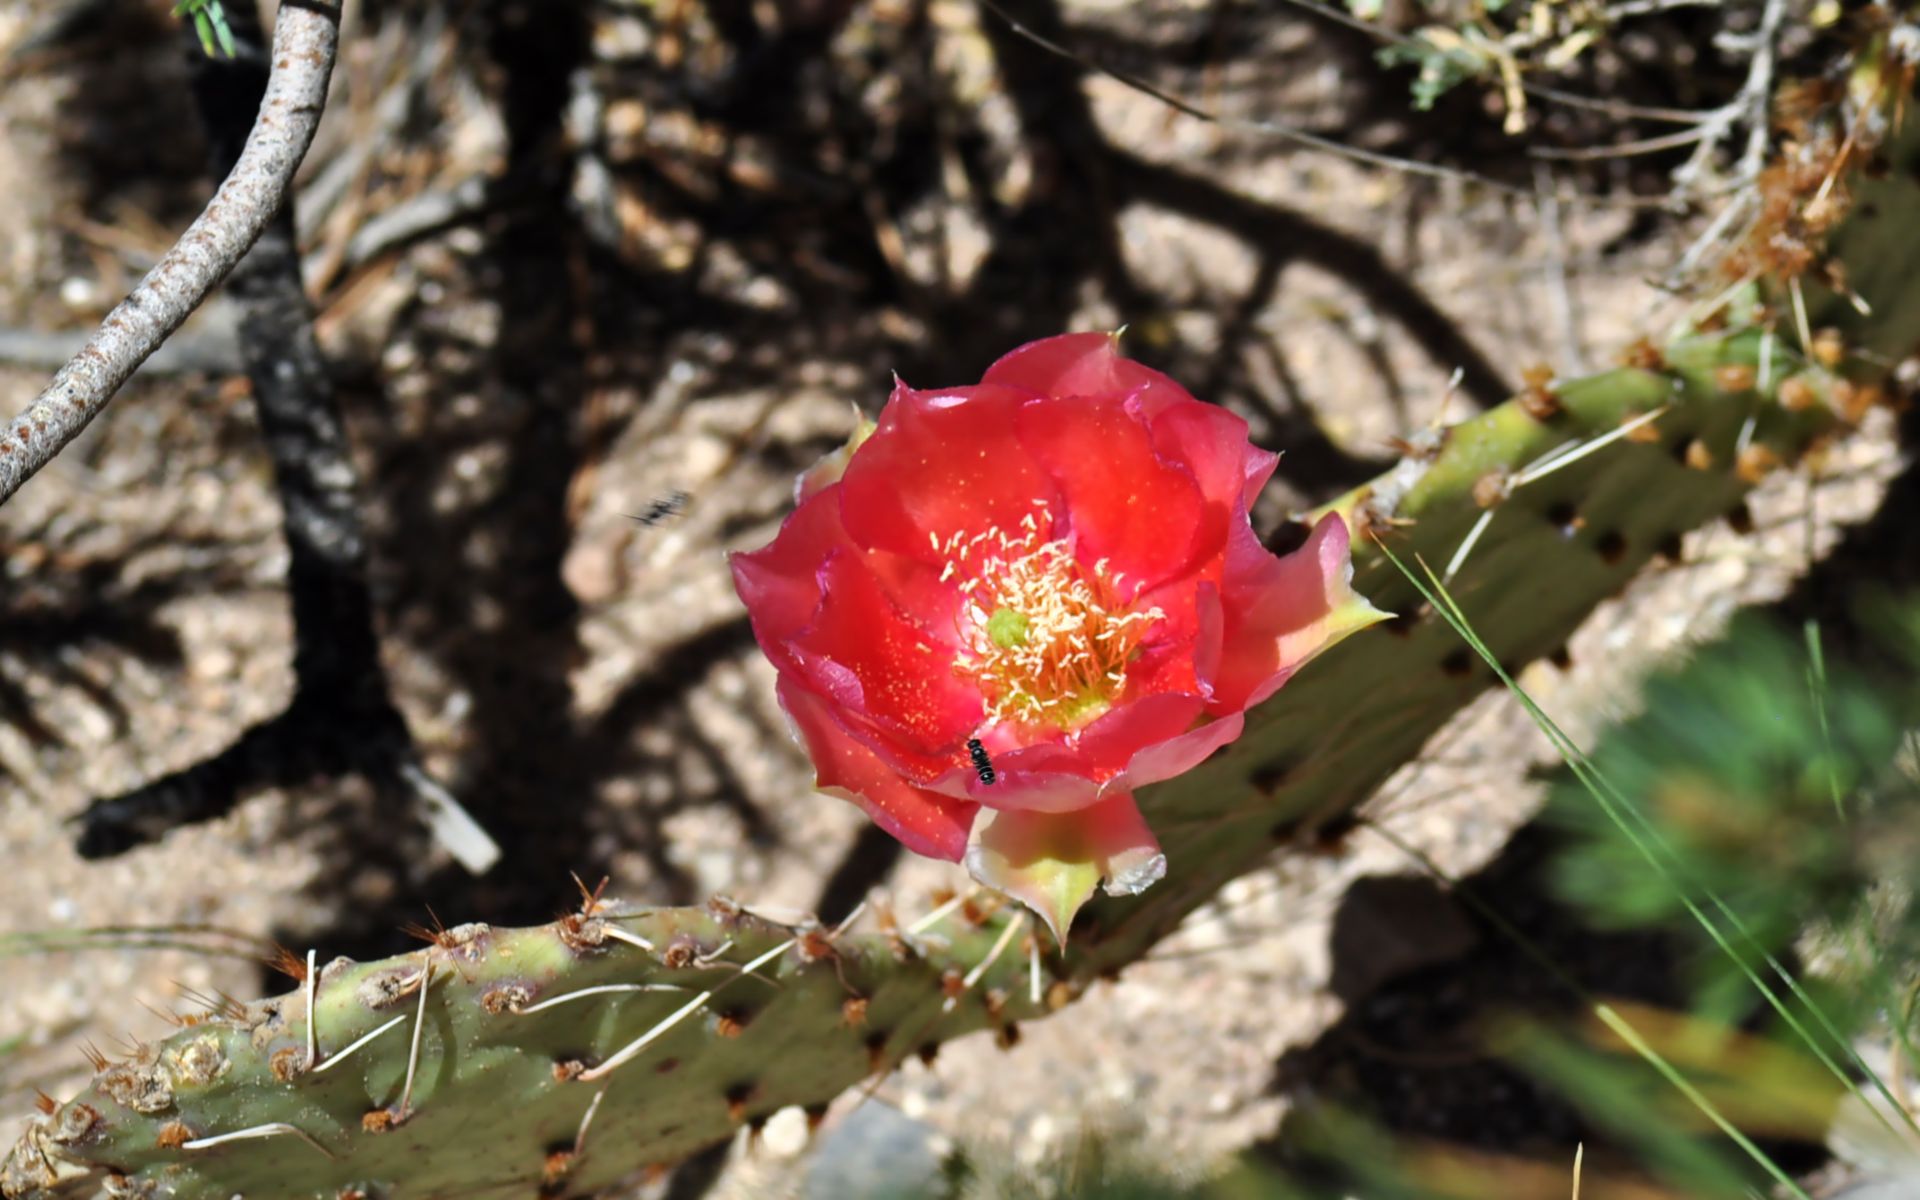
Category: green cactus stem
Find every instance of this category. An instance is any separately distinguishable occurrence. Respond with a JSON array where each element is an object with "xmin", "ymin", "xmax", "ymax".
[{"xmin": 3, "ymin": 900, "xmax": 1053, "ymax": 1199}]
